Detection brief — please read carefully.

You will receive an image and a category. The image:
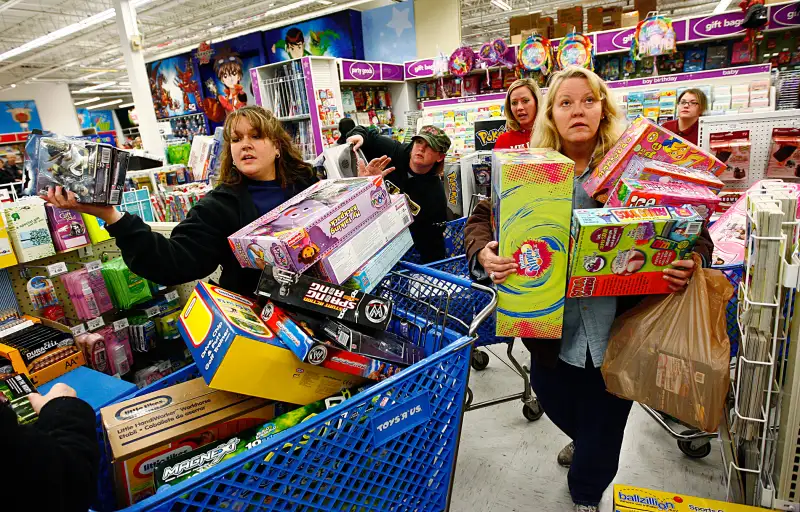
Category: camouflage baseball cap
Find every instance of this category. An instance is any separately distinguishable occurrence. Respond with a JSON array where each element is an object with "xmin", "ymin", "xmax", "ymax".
[{"xmin": 412, "ymin": 125, "xmax": 451, "ymax": 154}]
